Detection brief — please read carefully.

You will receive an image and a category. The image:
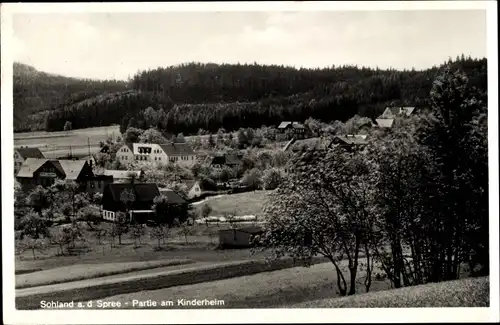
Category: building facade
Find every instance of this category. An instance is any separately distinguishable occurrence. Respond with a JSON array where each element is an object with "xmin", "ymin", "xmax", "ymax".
[{"xmin": 116, "ymin": 142, "xmax": 197, "ymax": 167}]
